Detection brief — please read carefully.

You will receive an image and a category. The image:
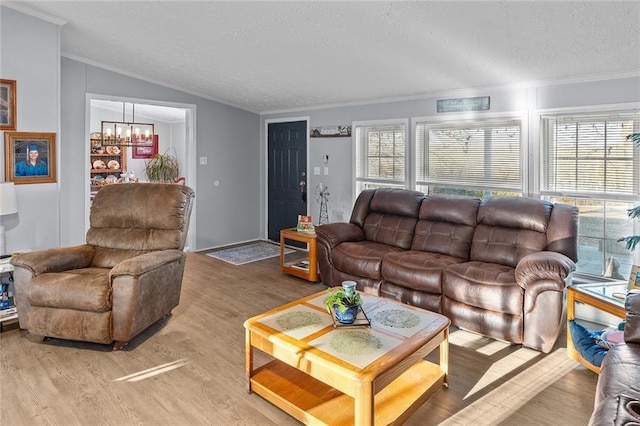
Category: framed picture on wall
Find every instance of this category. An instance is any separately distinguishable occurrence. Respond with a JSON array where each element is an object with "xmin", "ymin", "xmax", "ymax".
[
  {"xmin": 629, "ymin": 265, "xmax": 640, "ymax": 291},
  {"xmin": 132, "ymin": 134, "xmax": 158, "ymax": 159},
  {"xmin": 0, "ymin": 79, "xmax": 17, "ymax": 131},
  {"xmin": 4, "ymin": 132, "xmax": 57, "ymax": 184}
]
